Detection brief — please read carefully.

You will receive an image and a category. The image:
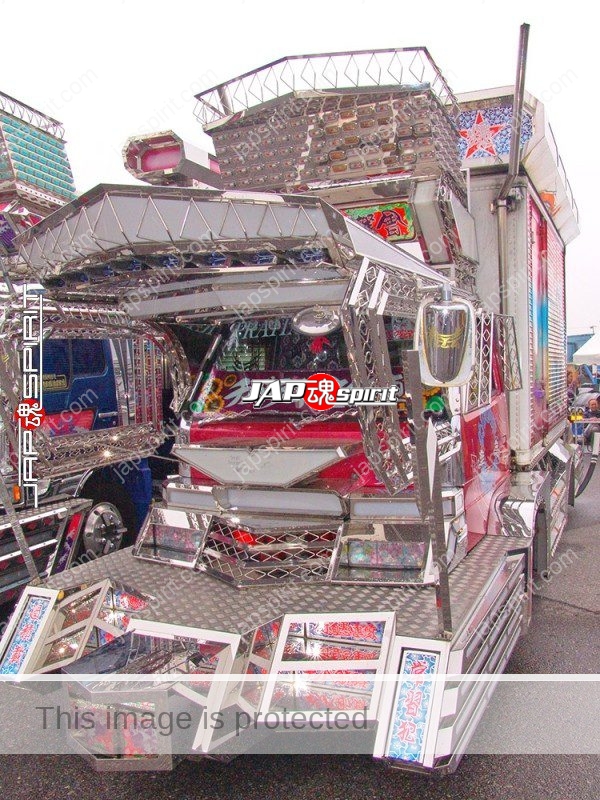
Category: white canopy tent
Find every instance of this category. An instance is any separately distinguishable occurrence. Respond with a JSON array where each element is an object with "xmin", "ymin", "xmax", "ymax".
[{"xmin": 572, "ymin": 332, "xmax": 600, "ymax": 365}]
